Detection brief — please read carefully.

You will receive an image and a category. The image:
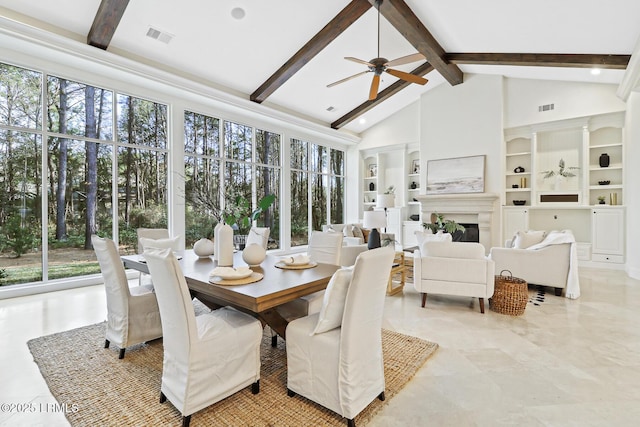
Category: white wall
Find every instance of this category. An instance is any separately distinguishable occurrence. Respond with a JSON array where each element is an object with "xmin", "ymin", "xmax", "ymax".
[
  {"xmin": 505, "ymin": 79, "xmax": 626, "ymax": 128},
  {"xmin": 420, "ymin": 74, "xmax": 504, "ymax": 195},
  {"xmin": 625, "ymin": 92, "xmax": 640, "ymax": 279},
  {"xmin": 358, "ymin": 101, "xmax": 420, "ymax": 151}
]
